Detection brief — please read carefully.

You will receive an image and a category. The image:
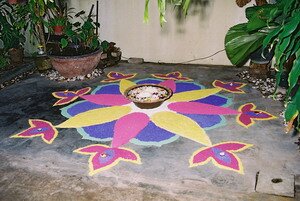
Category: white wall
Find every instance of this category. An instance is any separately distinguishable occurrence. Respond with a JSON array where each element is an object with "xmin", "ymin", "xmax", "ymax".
[{"xmin": 68, "ymin": 0, "xmax": 248, "ymax": 65}]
